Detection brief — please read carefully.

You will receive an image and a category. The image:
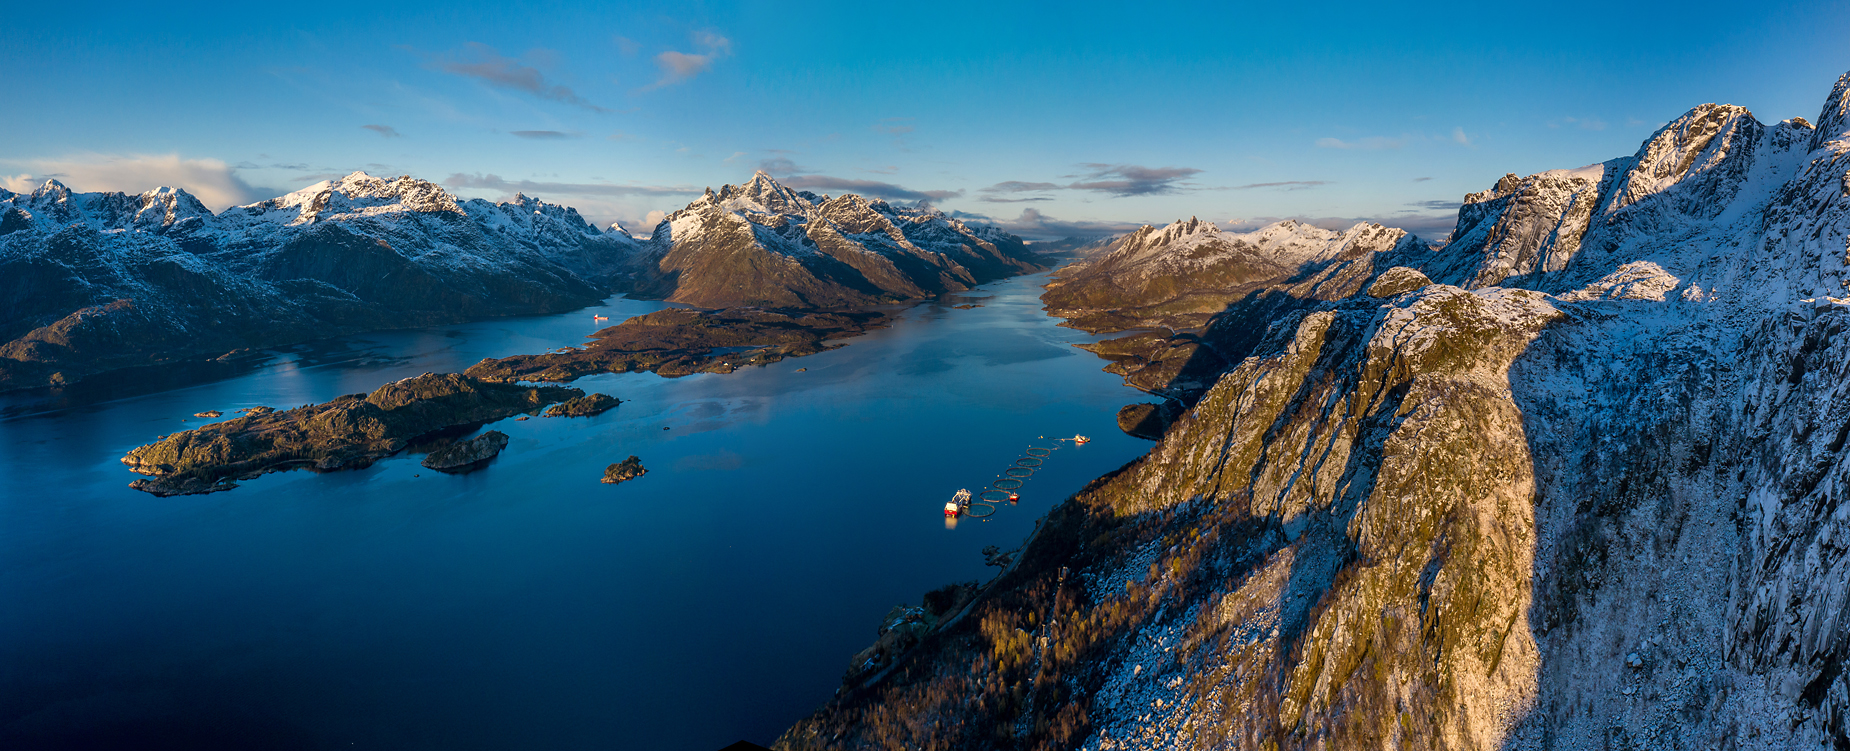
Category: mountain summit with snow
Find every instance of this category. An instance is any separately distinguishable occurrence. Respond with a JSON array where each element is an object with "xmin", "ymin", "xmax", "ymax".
[
  {"xmin": 0, "ymin": 170, "xmax": 1040, "ymax": 391},
  {"xmin": 0, "ymin": 172, "xmax": 637, "ymax": 390},
  {"xmin": 639, "ymin": 171, "xmax": 1041, "ymax": 307}
]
